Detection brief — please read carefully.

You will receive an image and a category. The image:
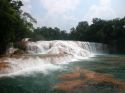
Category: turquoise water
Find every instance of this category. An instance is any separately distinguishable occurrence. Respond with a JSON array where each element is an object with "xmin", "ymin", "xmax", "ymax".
[
  {"xmin": 0, "ymin": 55, "xmax": 125, "ymax": 93},
  {"xmin": 68, "ymin": 55, "xmax": 125, "ymax": 81}
]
